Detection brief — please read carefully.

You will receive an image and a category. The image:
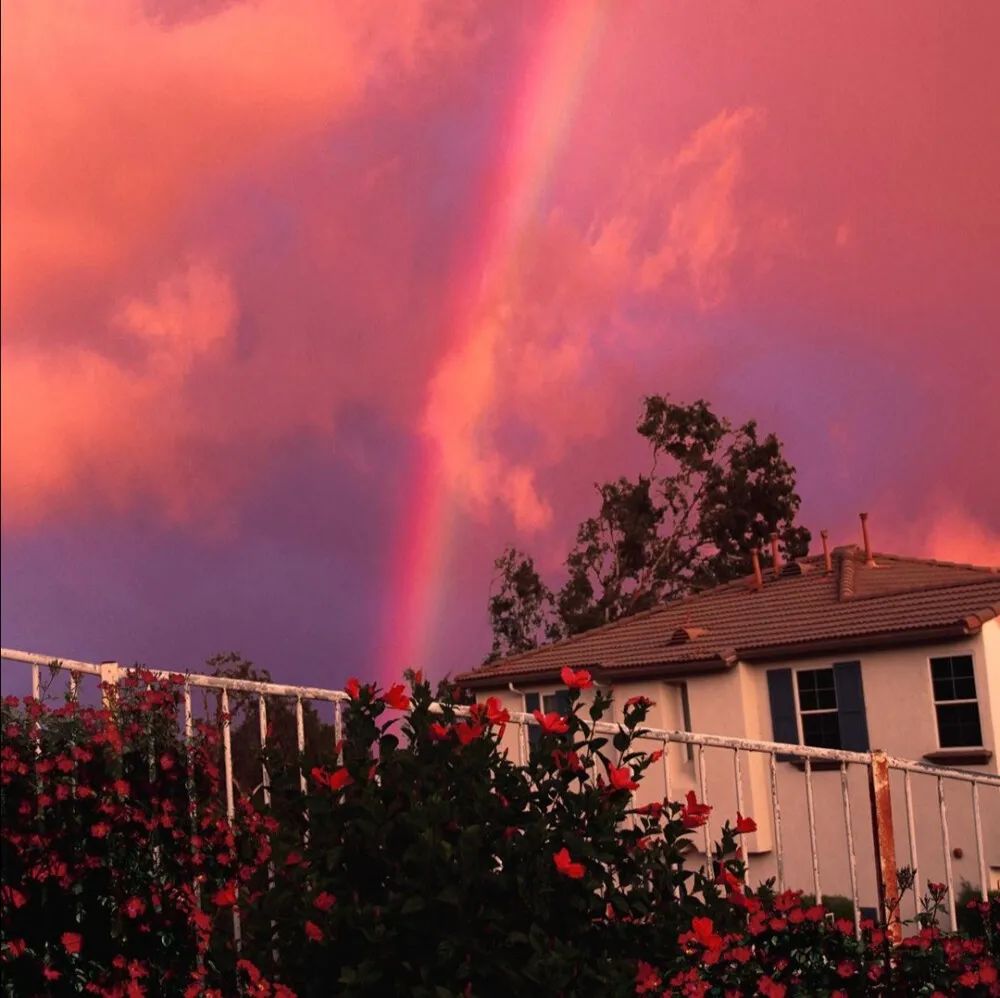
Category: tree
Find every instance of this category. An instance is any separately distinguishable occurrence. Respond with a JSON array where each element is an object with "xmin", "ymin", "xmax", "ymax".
[{"xmin": 488, "ymin": 396, "xmax": 810, "ymax": 657}]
